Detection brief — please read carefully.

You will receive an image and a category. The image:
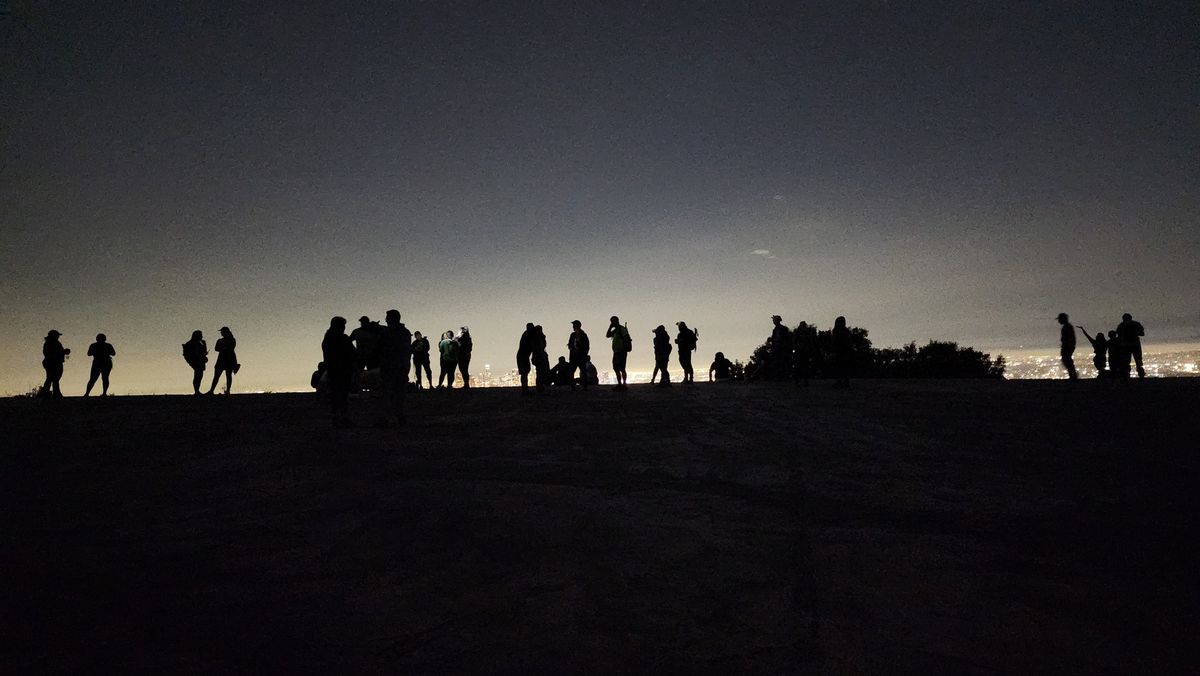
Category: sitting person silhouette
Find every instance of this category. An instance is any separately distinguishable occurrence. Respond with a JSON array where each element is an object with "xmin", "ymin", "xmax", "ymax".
[{"xmin": 709, "ymin": 352, "xmax": 734, "ymax": 381}]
